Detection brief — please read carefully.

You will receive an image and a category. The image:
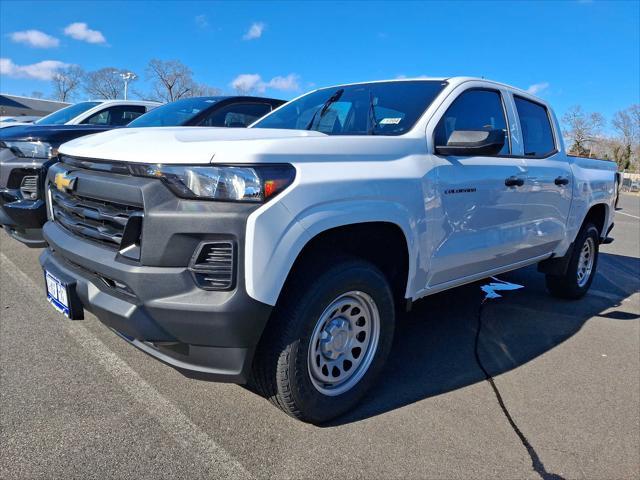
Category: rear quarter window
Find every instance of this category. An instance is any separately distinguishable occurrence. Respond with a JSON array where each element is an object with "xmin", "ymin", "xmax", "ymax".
[{"xmin": 514, "ymin": 96, "xmax": 556, "ymax": 157}]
